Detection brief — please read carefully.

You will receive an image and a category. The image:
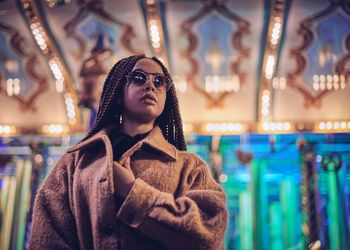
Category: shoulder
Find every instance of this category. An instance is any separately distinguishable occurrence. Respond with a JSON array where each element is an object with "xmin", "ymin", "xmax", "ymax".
[
  {"xmin": 177, "ymin": 150, "xmax": 206, "ymax": 166},
  {"xmin": 177, "ymin": 150, "xmax": 223, "ymax": 191},
  {"xmin": 67, "ymin": 126, "xmax": 116, "ymax": 154},
  {"xmin": 54, "ymin": 151, "xmax": 77, "ymax": 170},
  {"xmin": 40, "ymin": 151, "xmax": 76, "ymax": 190}
]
